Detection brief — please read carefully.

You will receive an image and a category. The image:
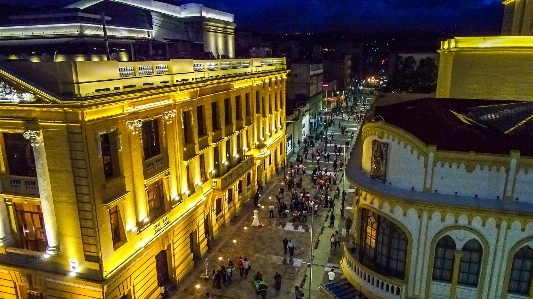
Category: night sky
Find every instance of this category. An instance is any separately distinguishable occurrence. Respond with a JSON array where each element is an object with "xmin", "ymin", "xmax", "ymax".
[{"xmin": 1, "ymin": 0, "xmax": 504, "ymax": 35}]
